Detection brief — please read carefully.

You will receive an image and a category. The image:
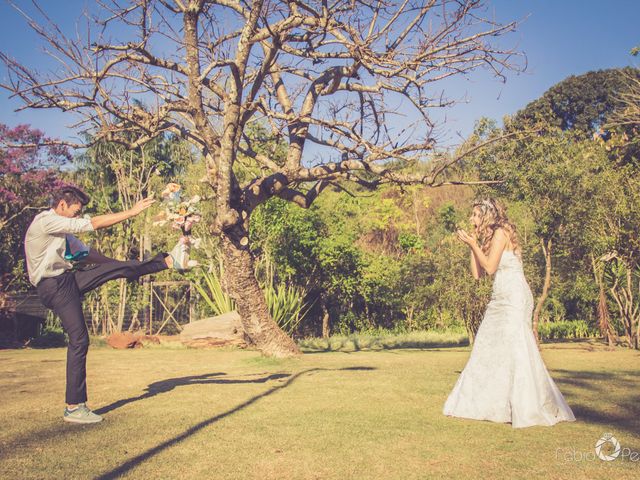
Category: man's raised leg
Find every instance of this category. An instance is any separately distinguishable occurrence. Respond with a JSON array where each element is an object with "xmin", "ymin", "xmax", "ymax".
[{"xmin": 74, "ymin": 253, "xmax": 170, "ymax": 295}]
